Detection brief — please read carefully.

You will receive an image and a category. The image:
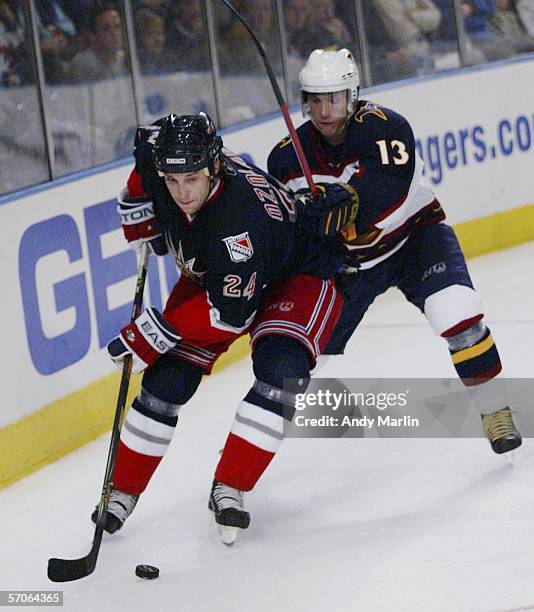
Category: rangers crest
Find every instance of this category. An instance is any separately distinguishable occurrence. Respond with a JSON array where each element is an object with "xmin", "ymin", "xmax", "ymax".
[{"xmin": 223, "ymin": 232, "xmax": 254, "ymax": 263}]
